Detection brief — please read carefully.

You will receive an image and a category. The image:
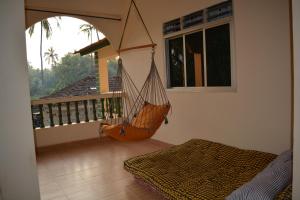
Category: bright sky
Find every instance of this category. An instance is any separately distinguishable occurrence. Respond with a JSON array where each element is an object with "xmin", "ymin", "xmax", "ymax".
[{"xmin": 25, "ymin": 16, "xmax": 105, "ymax": 69}]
